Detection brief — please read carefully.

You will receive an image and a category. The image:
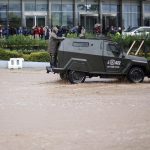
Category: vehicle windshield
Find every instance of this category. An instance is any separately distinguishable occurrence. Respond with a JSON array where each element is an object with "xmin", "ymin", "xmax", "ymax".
[{"xmin": 124, "ymin": 27, "xmax": 138, "ymax": 32}]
